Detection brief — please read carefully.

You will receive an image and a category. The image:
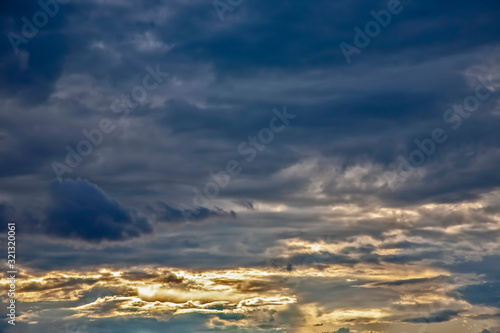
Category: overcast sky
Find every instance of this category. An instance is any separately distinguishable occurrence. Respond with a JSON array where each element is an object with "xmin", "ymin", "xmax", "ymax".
[{"xmin": 1, "ymin": 0, "xmax": 500, "ymax": 332}]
